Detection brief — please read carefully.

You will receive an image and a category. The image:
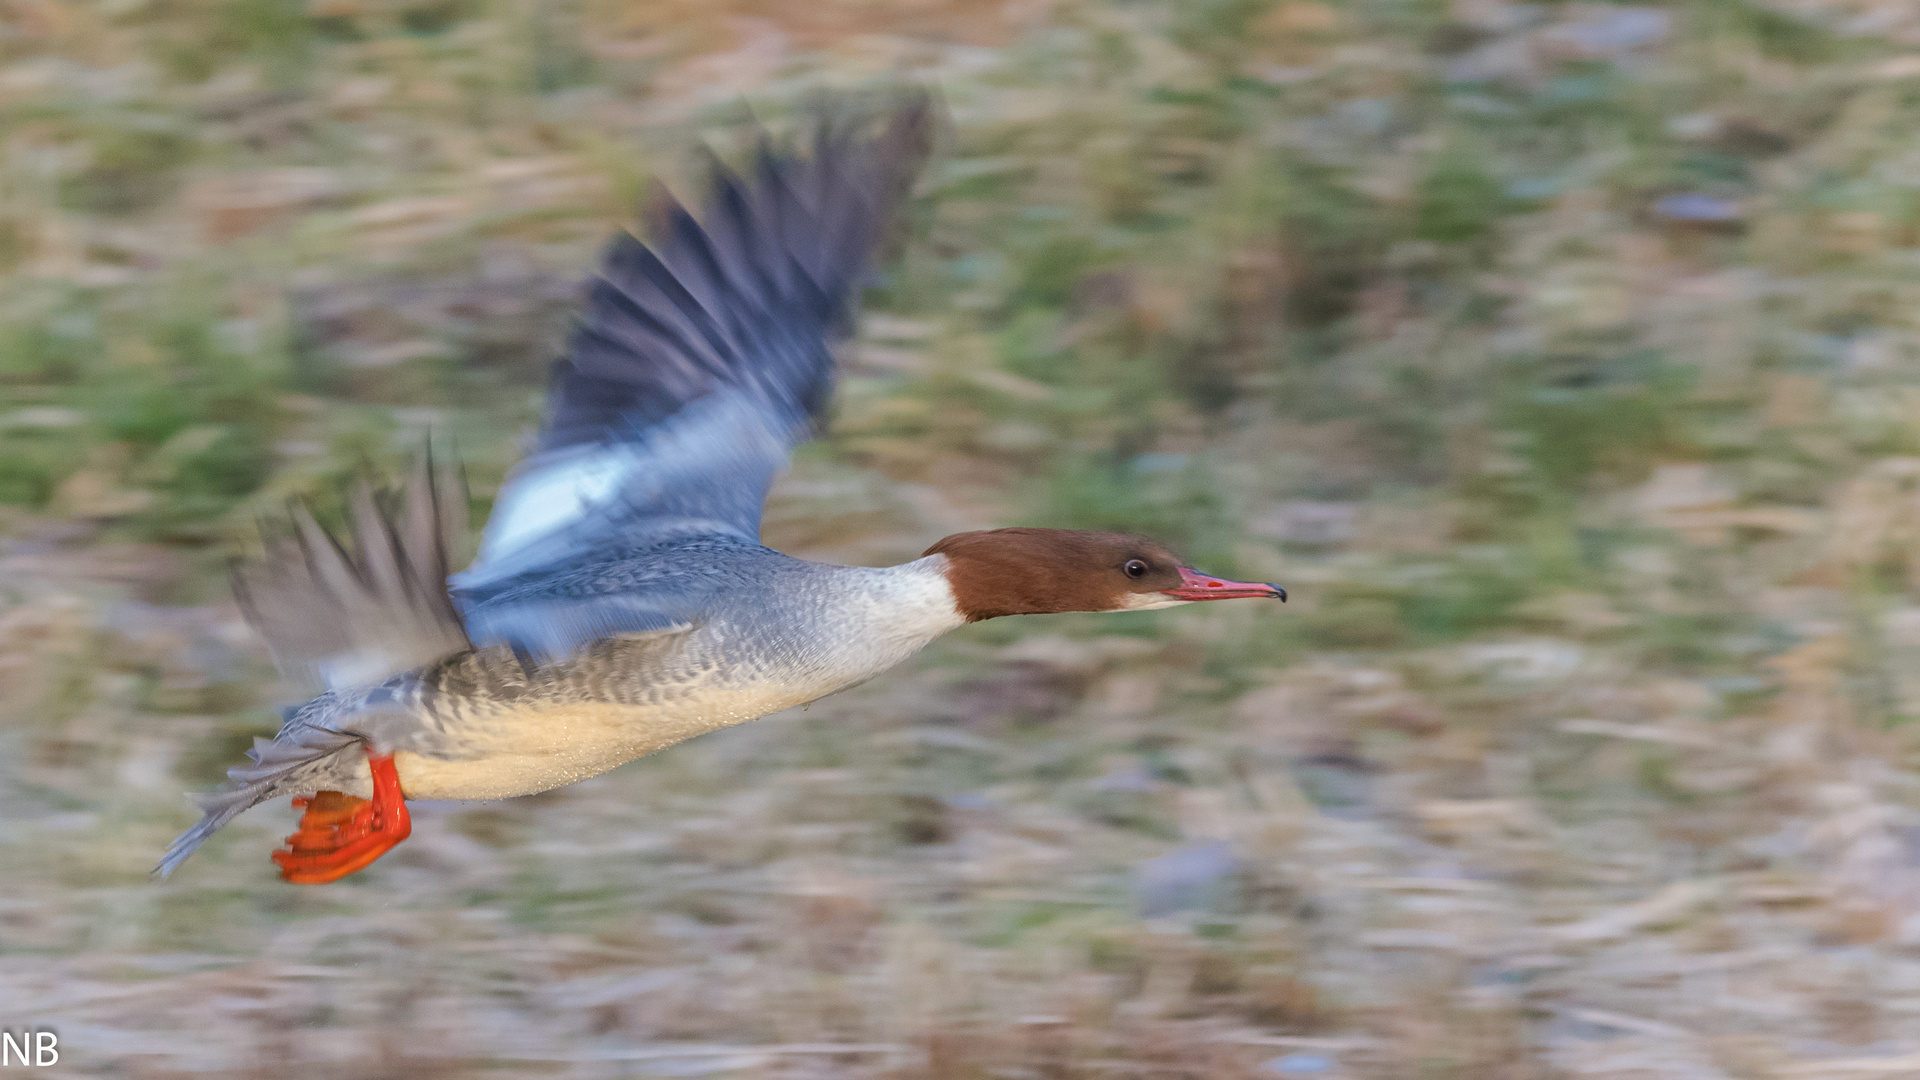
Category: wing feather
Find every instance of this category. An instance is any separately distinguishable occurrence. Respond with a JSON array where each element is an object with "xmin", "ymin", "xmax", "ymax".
[
  {"xmin": 453, "ymin": 96, "xmax": 933, "ymax": 654},
  {"xmin": 232, "ymin": 454, "xmax": 471, "ymax": 693}
]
